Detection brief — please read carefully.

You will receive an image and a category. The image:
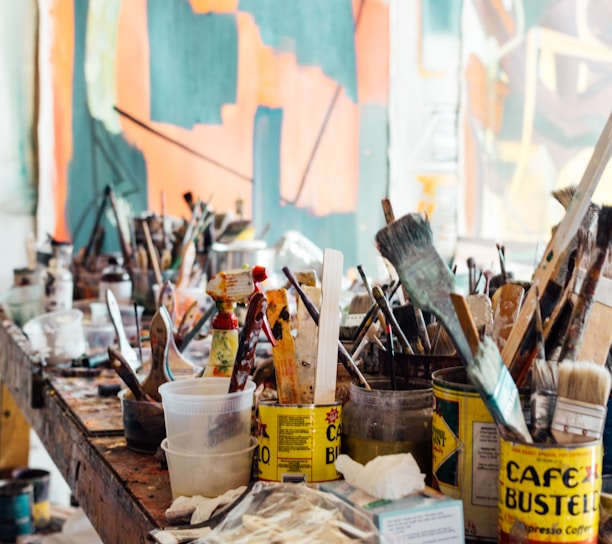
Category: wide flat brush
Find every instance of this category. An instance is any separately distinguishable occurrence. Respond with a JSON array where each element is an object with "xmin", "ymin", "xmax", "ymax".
[
  {"xmin": 451, "ymin": 293, "xmax": 532, "ymax": 443},
  {"xmin": 551, "ymin": 360, "xmax": 612, "ymax": 444},
  {"xmin": 375, "ymin": 213, "xmax": 472, "ymax": 367}
]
